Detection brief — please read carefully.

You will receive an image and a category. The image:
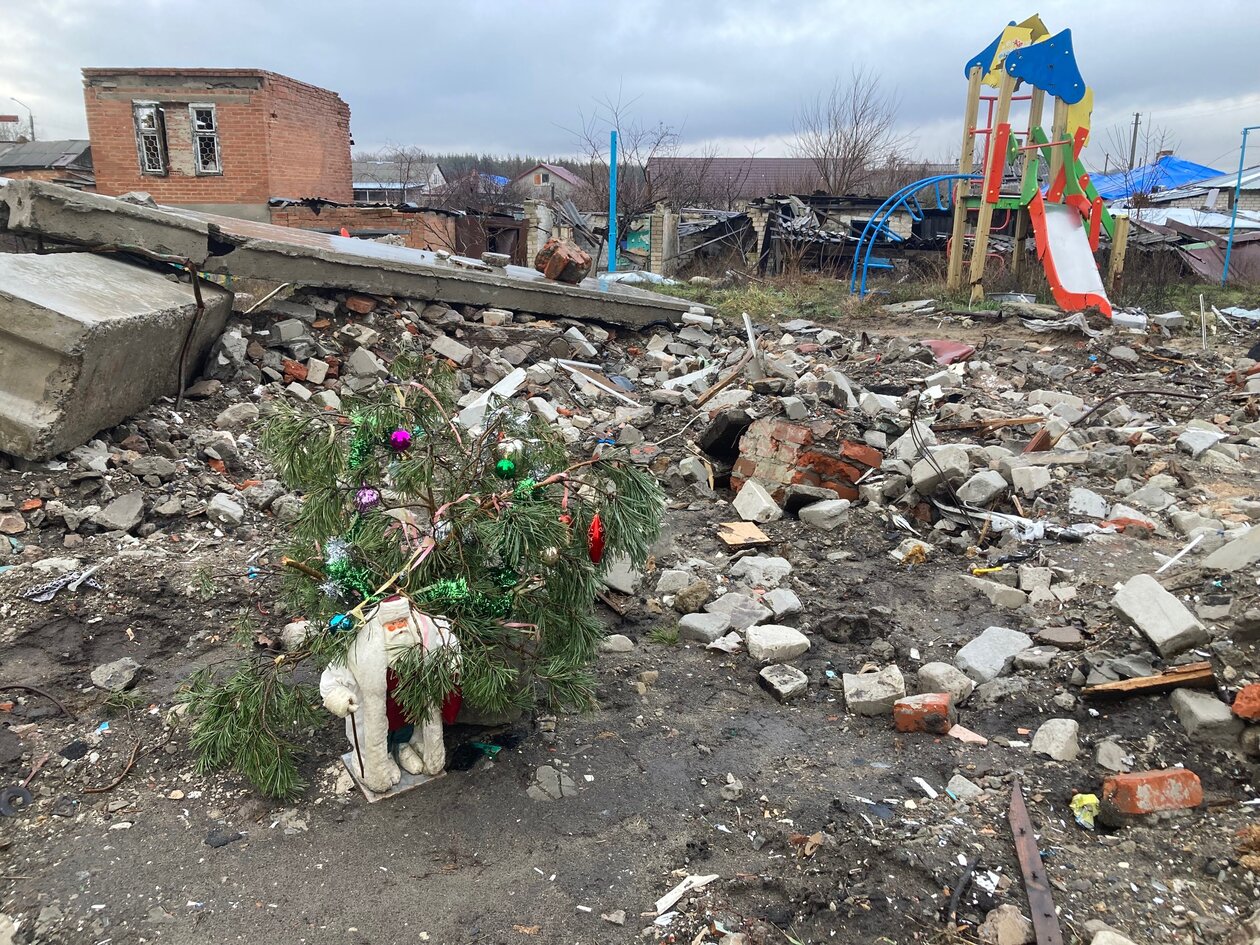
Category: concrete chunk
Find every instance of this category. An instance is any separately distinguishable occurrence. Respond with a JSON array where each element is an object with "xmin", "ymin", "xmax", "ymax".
[
  {"xmin": 956, "ymin": 470, "xmax": 1007, "ymax": 505},
  {"xmin": 1200, "ymin": 526, "xmax": 1260, "ymax": 573},
  {"xmin": 678, "ymin": 612, "xmax": 731, "ymax": 644},
  {"xmin": 798, "ymin": 498, "xmax": 851, "ymax": 530},
  {"xmin": 955, "ymin": 626, "xmax": 1034, "ymax": 682},
  {"xmin": 1112, "ymin": 574, "xmax": 1207, "ymax": 657},
  {"xmin": 745, "ymin": 624, "xmax": 811, "ymax": 662},
  {"xmin": 0, "ymin": 253, "xmax": 231, "ymax": 460},
  {"xmin": 916, "ymin": 661, "xmax": 975, "ymax": 705},
  {"xmin": 1031, "ymin": 718, "xmax": 1080, "ymax": 760},
  {"xmin": 759, "ymin": 664, "xmax": 809, "ymax": 703},
  {"xmin": 842, "ymin": 666, "xmax": 906, "ymax": 715},
  {"xmin": 1170, "ymin": 689, "xmax": 1244, "ymax": 747},
  {"xmin": 733, "ymin": 479, "xmax": 782, "ymax": 523}
]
